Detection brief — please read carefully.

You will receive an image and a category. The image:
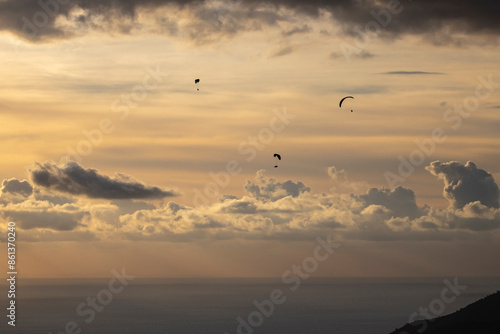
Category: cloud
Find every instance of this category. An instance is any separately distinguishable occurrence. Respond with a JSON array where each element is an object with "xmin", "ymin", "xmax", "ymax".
[
  {"xmin": 0, "ymin": 199, "xmax": 87, "ymax": 231},
  {"xmin": 451, "ymin": 201, "xmax": 500, "ymax": 231},
  {"xmin": 270, "ymin": 45, "xmax": 296, "ymax": 57},
  {"xmin": 426, "ymin": 161, "xmax": 500, "ymax": 209},
  {"xmin": 0, "ymin": 0, "xmax": 286, "ymax": 44},
  {"xmin": 2, "ymin": 161, "xmax": 500, "ymax": 241},
  {"xmin": 115, "ymin": 162, "xmax": 500, "ymax": 242},
  {"xmin": 358, "ymin": 186, "xmax": 423, "ymax": 219},
  {"xmin": 28, "ymin": 161, "xmax": 179, "ymax": 199},
  {"xmin": 110, "ymin": 199, "xmax": 157, "ymax": 215},
  {"xmin": 32, "ymin": 190, "xmax": 75, "ymax": 206},
  {"xmin": 282, "ymin": 24, "xmax": 312, "ymax": 36},
  {"xmin": 330, "ymin": 0, "xmax": 500, "ymax": 45},
  {"xmin": 330, "ymin": 50, "xmax": 375, "ymax": 60},
  {"xmin": 1, "ymin": 178, "xmax": 33, "ymax": 197},
  {"xmin": 381, "ymin": 71, "xmax": 445, "ymax": 75},
  {"xmin": 2, "ymin": 0, "xmax": 499, "ymax": 45},
  {"xmin": 327, "ymin": 166, "xmax": 369, "ymax": 194},
  {"xmin": 4, "ymin": 210, "xmax": 85, "ymax": 231},
  {"xmin": 244, "ymin": 170, "xmax": 310, "ymax": 201}
]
